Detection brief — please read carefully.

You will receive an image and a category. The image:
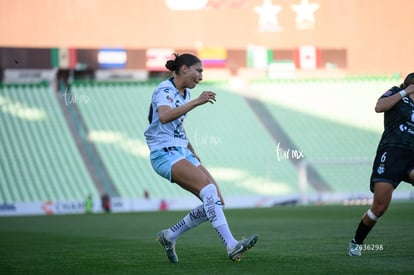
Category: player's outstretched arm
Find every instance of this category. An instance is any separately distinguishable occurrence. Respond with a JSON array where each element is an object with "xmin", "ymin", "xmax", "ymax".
[{"xmin": 158, "ymin": 91, "xmax": 216, "ymax": 124}]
